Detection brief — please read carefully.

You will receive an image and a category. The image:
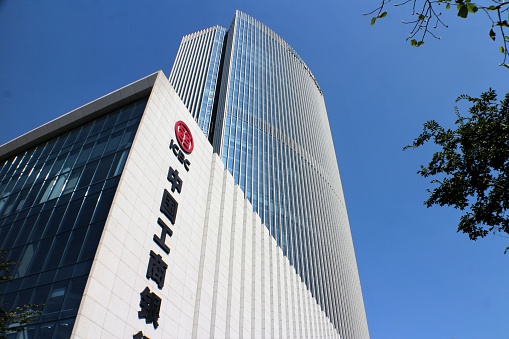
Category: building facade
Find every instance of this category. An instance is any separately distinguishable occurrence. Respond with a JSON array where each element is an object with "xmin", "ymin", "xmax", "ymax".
[
  {"xmin": 170, "ymin": 11, "xmax": 368, "ymax": 338},
  {"xmin": 0, "ymin": 72, "xmax": 364, "ymax": 338}
]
